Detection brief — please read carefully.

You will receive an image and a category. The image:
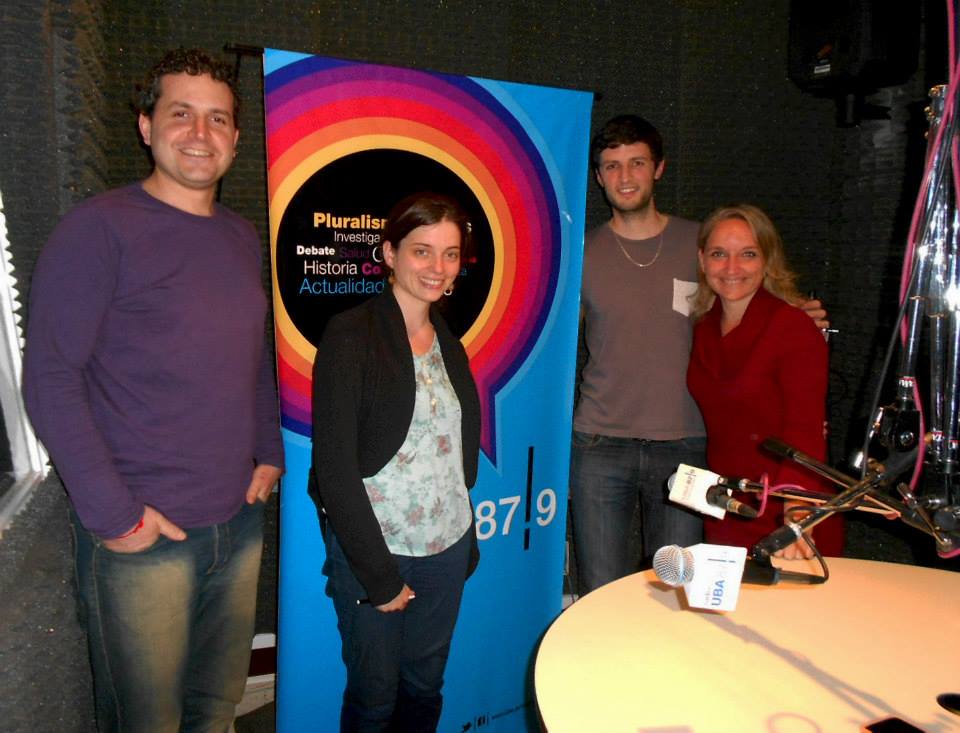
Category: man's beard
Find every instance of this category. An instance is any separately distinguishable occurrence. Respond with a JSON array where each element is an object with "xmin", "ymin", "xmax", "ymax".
[{"xmin": 609, "ymin": 188, "xmax": 654, "ymax": 216}]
